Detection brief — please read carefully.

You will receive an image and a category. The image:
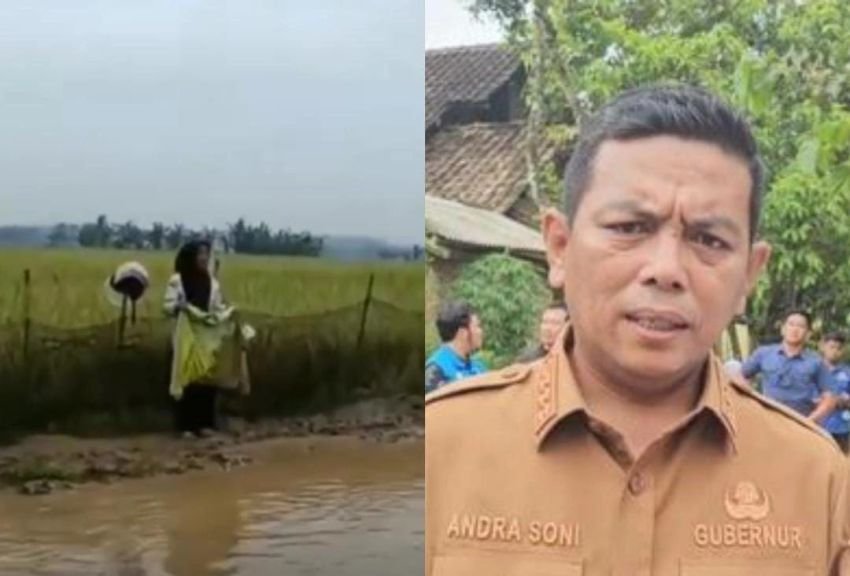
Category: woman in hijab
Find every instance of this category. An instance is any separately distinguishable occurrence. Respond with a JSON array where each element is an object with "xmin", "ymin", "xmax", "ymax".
[{"xmin": 163, "ymin": 239, "xmax": 225, "ymax": 437}]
